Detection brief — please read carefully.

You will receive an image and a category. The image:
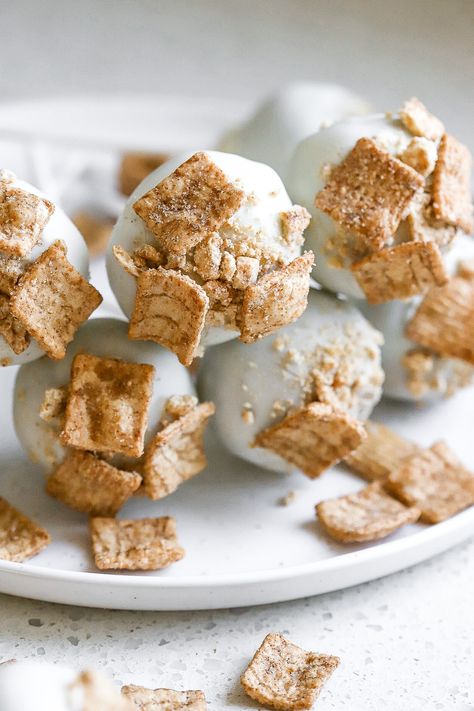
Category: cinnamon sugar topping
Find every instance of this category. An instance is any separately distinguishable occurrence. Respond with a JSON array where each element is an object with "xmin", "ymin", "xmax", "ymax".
[{"xmin": 0, "ymin": 185, "xmax": 54, "ymax": 257}]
